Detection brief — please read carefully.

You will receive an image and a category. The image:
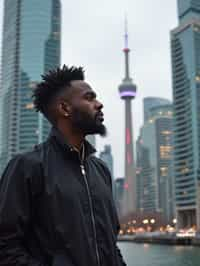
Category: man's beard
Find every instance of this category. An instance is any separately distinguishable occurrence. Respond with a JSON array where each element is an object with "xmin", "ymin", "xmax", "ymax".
[{"xmin": 70, "ymin": 108, "xmax": 107, "ymax": 137}]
